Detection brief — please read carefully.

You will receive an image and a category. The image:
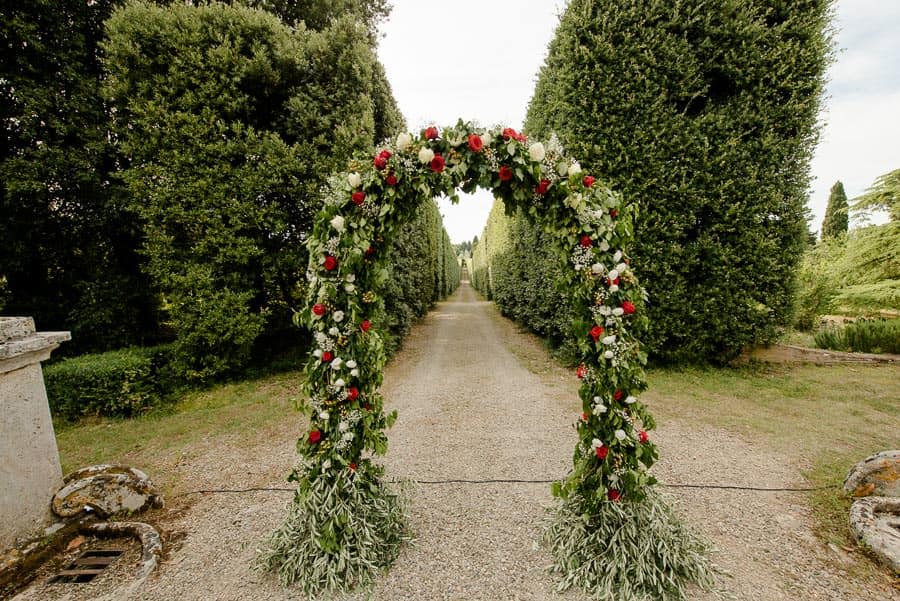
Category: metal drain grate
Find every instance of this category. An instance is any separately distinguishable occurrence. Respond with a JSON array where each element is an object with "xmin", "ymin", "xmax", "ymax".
[{"xmin": 50, "ymin": 548, "xmax": 123, "ymax": 583}]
